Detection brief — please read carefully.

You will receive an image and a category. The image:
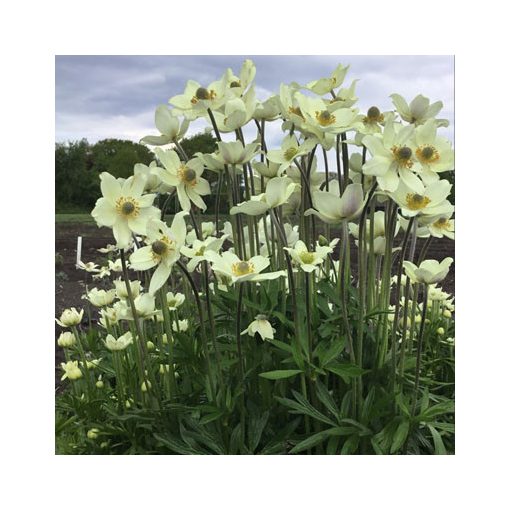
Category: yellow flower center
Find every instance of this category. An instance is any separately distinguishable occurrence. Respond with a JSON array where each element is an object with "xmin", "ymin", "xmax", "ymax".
[
  {"xmin": 315, "ymin": 110, "xmax": 335, "ymax": 126},
  {"xmin": 232, "ymin": 260, "xmax": 255, "ymax": 276},
  {"xmin": 433, "ymin": 217, "xmax": 451, "ymax": 230},
  {"xmin": 405, "ymin": 193, "xmax": 431, "ymax": 211},
  {"xmin": 191, "ymin": 87, "xmax": 216, "ymax": 104},
  {"xmin": 195, "ymin": 246, "xmax": 206, "ymax": 256},
  {"xmin": 416, "ymin": 144, "xmax": 440, "ymax": 164},
  {"xmin": 178, "ymin": 165, "xmax": 197, "ymax": 186},
  {"xmin": 151, "ymin": 236, "xmax": 175, "ymax": 260},
  {"xmin": 284, "ymin": 147, "xmax": 298, "ymax": 161},
  {"xmin": 300, "ymin": 251, "xmax": 315, "ymax": 264},
  {"xmin": 391, "ymin": 145, "xmax": 414, "ymax": 168},
  {"xmin": 288, "ymin": 106, "xmax": 304, "ymax": 119},
  {"xmin": 116, "ymin": 197, "xmax": 140, "ymax": 218},
  {"xmin": 364, "ymin": 106, "xmax": 384, "ymax": 124}
]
